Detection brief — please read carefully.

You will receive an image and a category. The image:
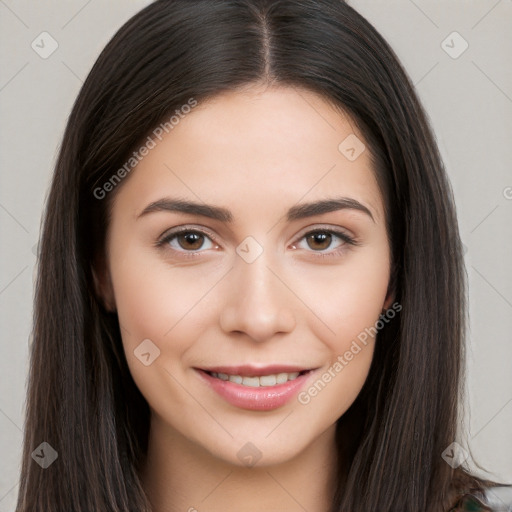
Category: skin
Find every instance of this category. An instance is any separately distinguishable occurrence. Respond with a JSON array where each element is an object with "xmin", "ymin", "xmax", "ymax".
[{"xmin": 98, "ymin": 84, "xmax": 393, "ymax": 512}]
